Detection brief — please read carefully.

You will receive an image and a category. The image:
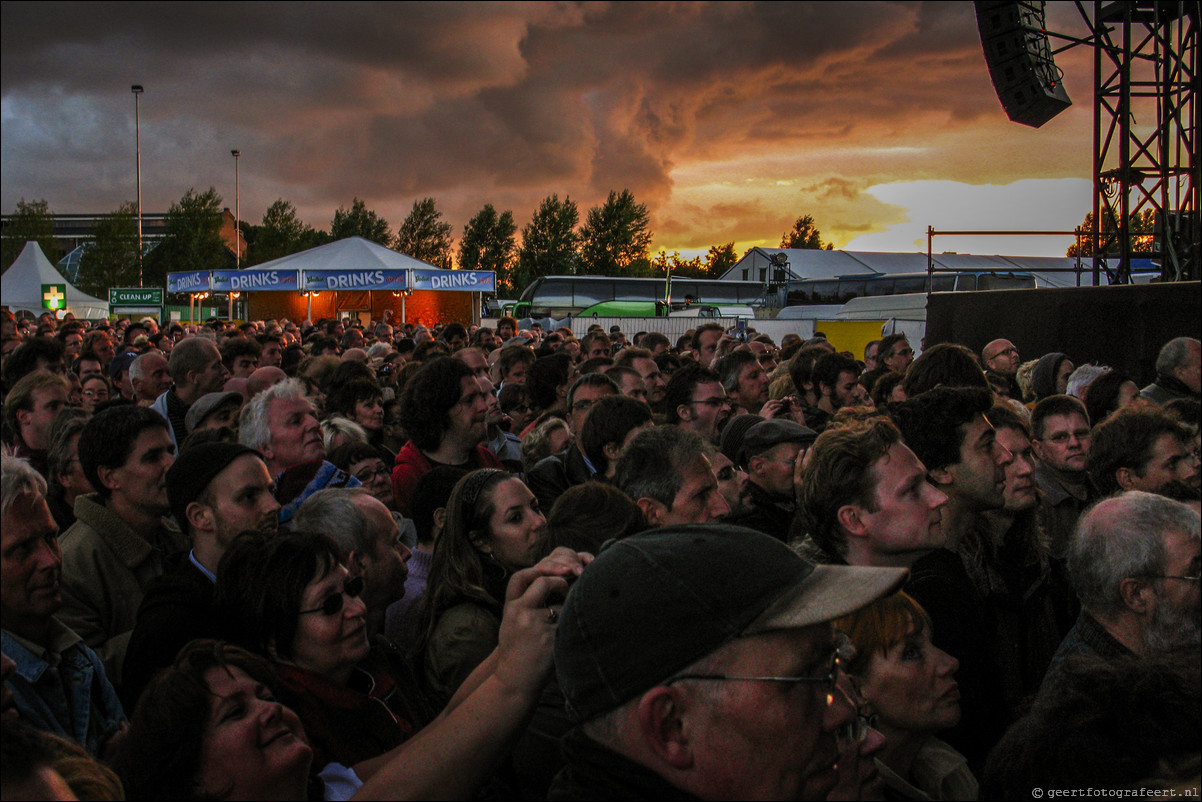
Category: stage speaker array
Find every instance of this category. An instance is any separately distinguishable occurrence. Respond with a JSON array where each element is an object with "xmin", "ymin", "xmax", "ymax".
[{"xmin": 975, "ymin": 1, "xmax": 1072, "ymax": 127}]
